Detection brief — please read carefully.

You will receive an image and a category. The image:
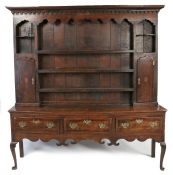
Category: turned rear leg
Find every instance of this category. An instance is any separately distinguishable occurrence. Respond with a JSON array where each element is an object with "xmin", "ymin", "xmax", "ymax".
[
  {"xmin": 19, "ymin": 140, "xmax": 24, "ymax": 157},
  {"xmin": 151, "ymin": 139, "xmax": 155, "ymax": 158}
]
